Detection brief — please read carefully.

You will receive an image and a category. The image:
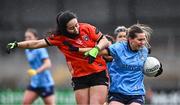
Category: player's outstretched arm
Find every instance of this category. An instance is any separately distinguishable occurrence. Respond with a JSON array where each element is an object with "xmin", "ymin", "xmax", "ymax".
[
  {"xmin": 7, "ymin": 39, "xmax": 48, "ymax": 53},
  {"xmin": 18, "ymin": 39, "xmax": 48, "ymax": 49}
]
